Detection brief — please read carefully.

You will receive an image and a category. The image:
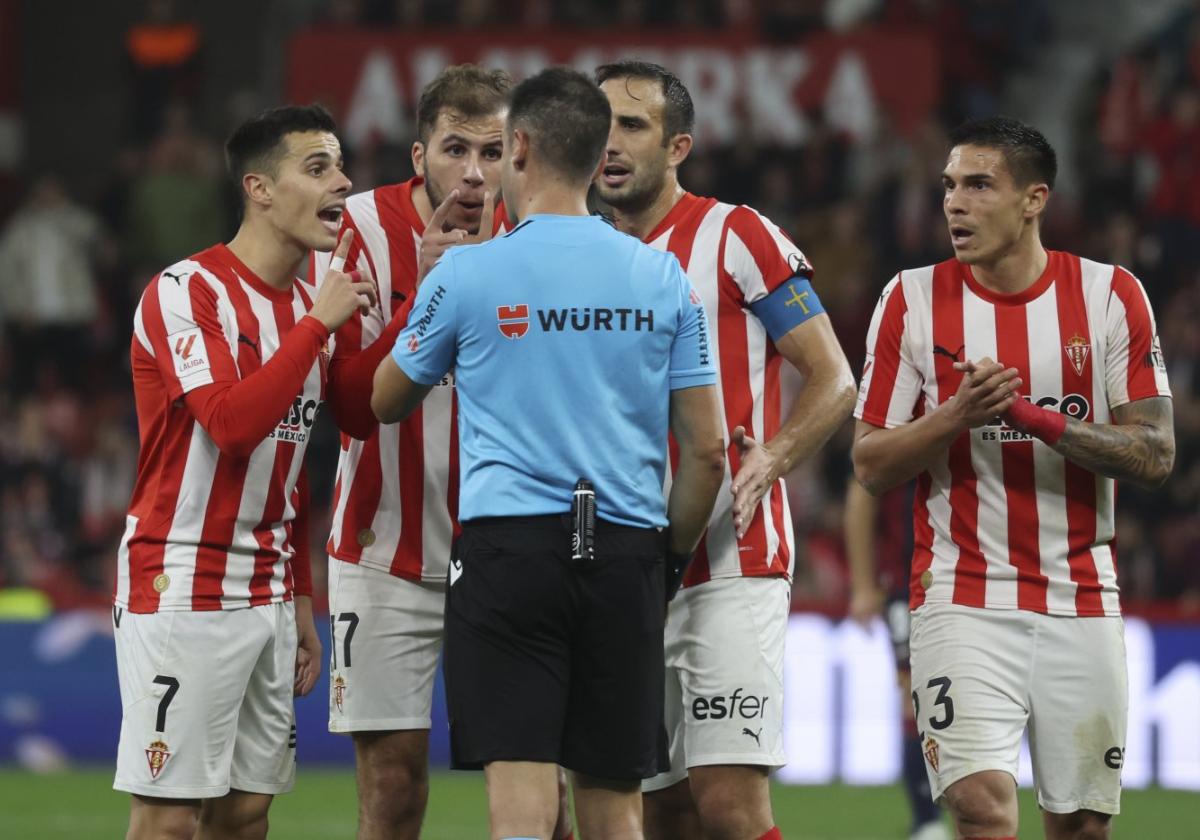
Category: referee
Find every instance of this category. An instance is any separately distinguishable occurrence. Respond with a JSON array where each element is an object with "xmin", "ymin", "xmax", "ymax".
[{"xmin": 372, "ymin": 67, "xmax": 725, "ymax": 840}]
